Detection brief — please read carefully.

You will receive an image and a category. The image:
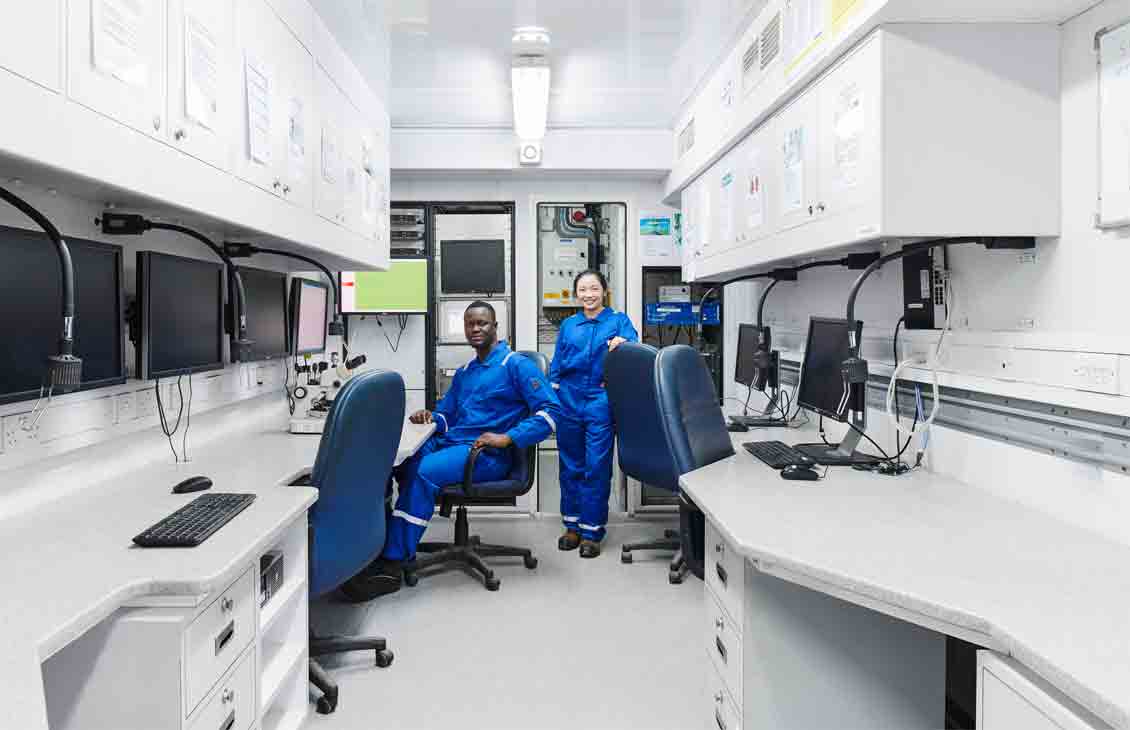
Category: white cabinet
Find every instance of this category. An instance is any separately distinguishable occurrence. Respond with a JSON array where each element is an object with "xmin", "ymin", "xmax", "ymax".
[
  {"xmin": 67, "ymin": 0, "xmax": 168, "ymax": 139},
  {"xmin": 735, "ymin": 127, "xmax": 776, "ymax": 248},
  {"xmin": 773, "ymin": 85, "xmax": 821, "ymax": 234},
  {"xmin": 0, "ymin": 0, "xmax": 62, "ymax": 91},
  {"xmin": 314, "ymin": 64, "xmax": 347, "ymax": 226},
  {"xmin": 167, "ymin": 0, "xmax": 235, "ymax": 170},
  {"xmin": 977, "ymin": 652, "xmax": 1109, "ymax": 730}
]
